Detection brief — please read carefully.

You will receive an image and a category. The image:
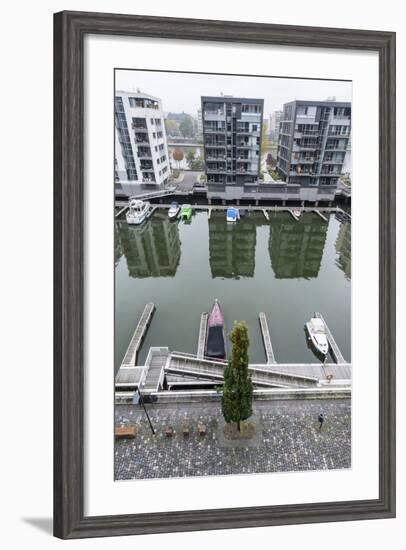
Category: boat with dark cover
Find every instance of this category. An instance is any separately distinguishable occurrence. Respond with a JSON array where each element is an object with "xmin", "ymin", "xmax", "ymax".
[{"xmin": 205, "ymin": 299, "xmax": 226, "ymax": 360}]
